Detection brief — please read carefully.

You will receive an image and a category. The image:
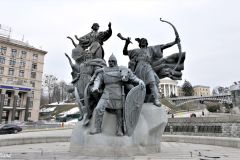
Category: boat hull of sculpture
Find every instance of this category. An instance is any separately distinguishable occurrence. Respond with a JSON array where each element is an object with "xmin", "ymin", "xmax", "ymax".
[{"xmin": 70, "ymin": 103, "xmax": 168, "ymax": 156}]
